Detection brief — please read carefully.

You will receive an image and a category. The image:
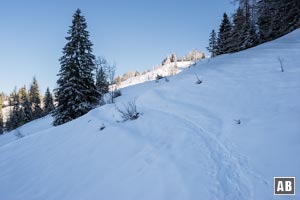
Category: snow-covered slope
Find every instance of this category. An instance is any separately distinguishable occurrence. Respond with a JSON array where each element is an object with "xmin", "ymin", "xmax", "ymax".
[
  {"xmin": 117, "ymin": 61, "xmax": 195, "ymax": 89},
  {"xmin": 0, "ymin": 116, "xmax": 53, "ymax": 147},
  {"xmin": 1, "ymin": 30, "xmax": 300, "ymax": 200}
]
